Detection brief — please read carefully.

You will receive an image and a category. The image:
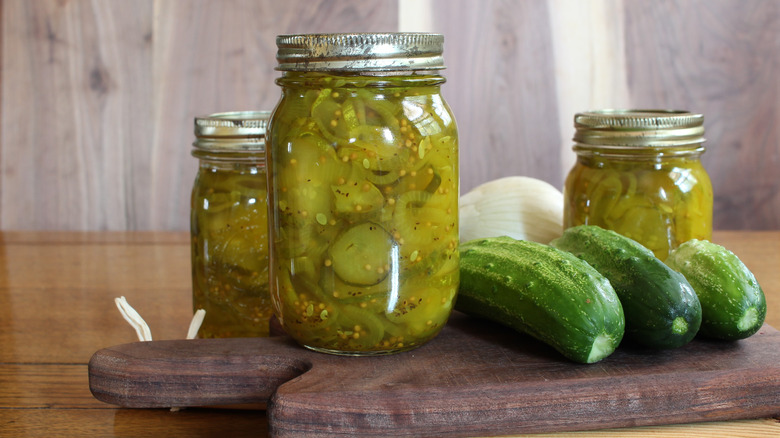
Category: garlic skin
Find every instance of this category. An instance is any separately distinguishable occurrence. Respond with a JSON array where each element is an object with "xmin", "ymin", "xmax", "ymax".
[{"xmin": 459, "ymin": 176, "xmax": 564, "ymax": 244}]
